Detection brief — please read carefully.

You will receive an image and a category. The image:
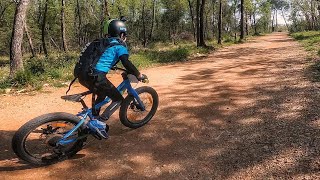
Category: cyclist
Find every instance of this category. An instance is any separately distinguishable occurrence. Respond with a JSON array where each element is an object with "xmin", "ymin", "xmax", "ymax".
[{"xmin": 88, "ymin": 18, "xmax": 147, "ymax": 139}]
